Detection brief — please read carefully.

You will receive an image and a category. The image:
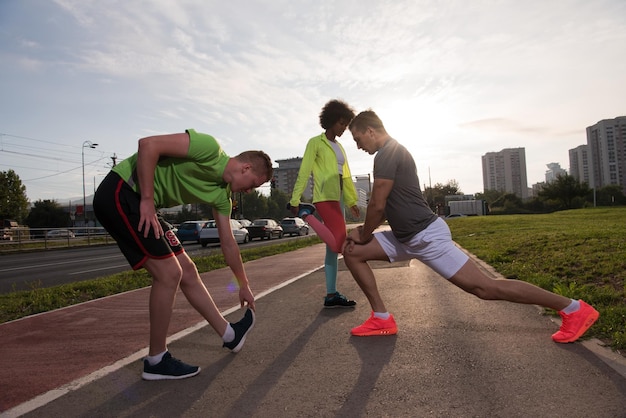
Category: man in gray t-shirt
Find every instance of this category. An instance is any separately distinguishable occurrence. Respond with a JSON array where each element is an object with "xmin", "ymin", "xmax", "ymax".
[
  {"xmin": 344, "ymin": 110, "xmax": 598, "ymax": 344},
  {"xmin": 373, "ymin": 136, "xmax": 438, "ymax": 242}
]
